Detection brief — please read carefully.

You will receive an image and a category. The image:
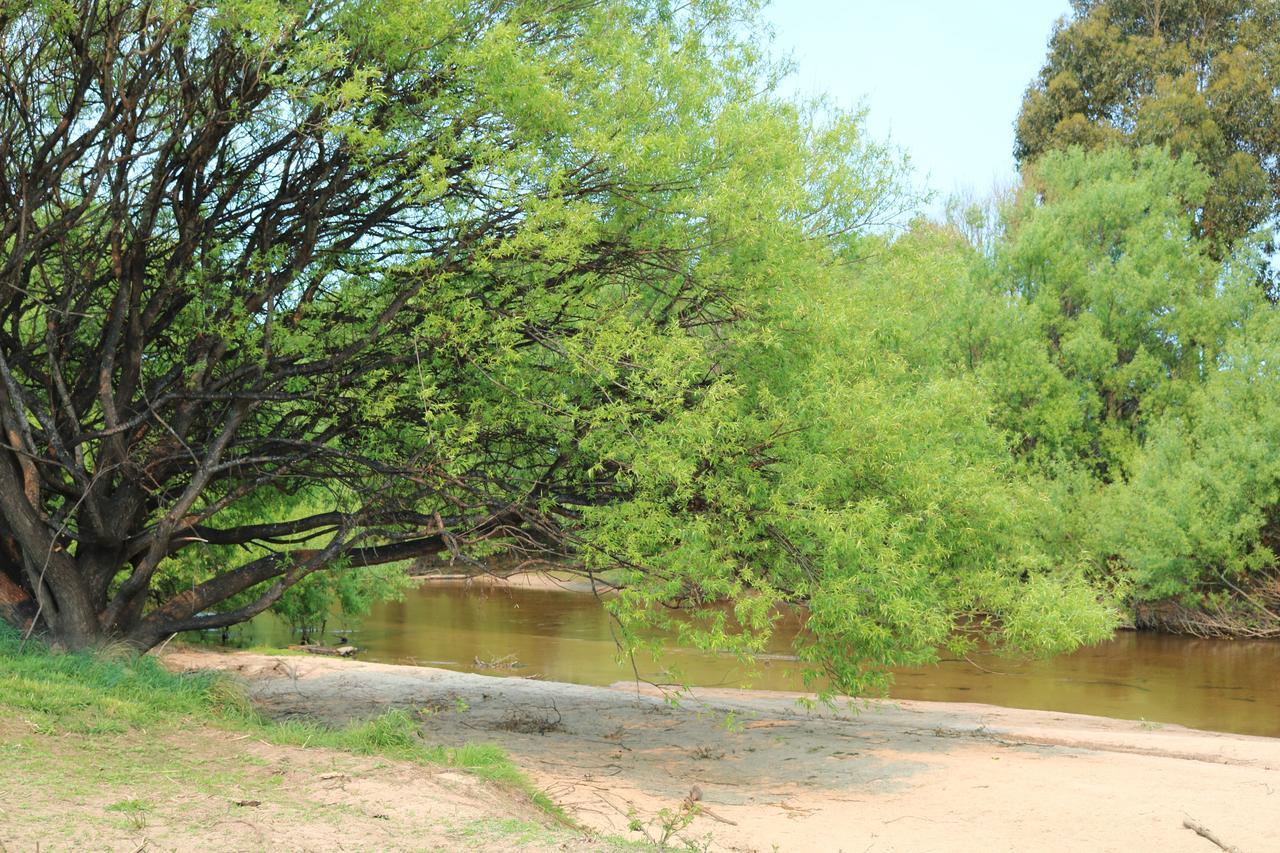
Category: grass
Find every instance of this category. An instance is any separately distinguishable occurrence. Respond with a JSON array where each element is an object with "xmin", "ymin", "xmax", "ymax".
[
  {"xmin": 0, "ymin": 637, "xmax": 238, "ymax": 734},
  {"xmin": 0, "ymin": 624, "xmax": 587, "ymax": 848},
  {"xmin": 0, "ymin": 625, "xmax": 548, "ymax": 796},
  {"xmin": 264, "ymin": 708, "xmax": 564, "ymax": 814}
]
